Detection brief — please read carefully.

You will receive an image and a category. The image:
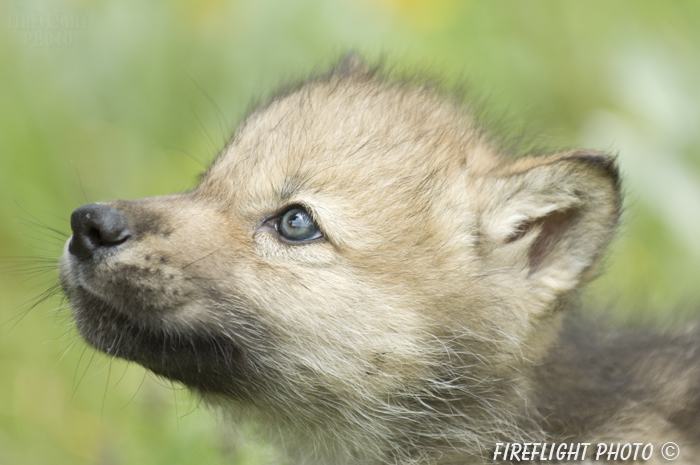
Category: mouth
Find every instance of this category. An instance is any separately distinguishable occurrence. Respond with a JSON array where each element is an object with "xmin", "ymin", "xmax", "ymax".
[
  {"xmin": 58, "ymin": 201, "xmax": 267, "ymax": 399},
  {"xmin": 66, "ymin": 283, "xmax": 248, "ymax": 396}
]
